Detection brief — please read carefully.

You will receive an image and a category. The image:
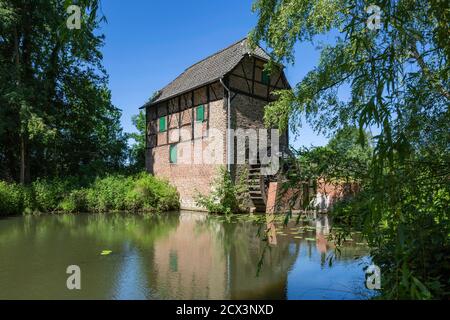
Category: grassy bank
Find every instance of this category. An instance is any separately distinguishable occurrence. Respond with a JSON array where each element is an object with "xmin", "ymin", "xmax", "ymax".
[{"xmin": 0, "ymin": 173, "xmax": 179, "ymax": 216}]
